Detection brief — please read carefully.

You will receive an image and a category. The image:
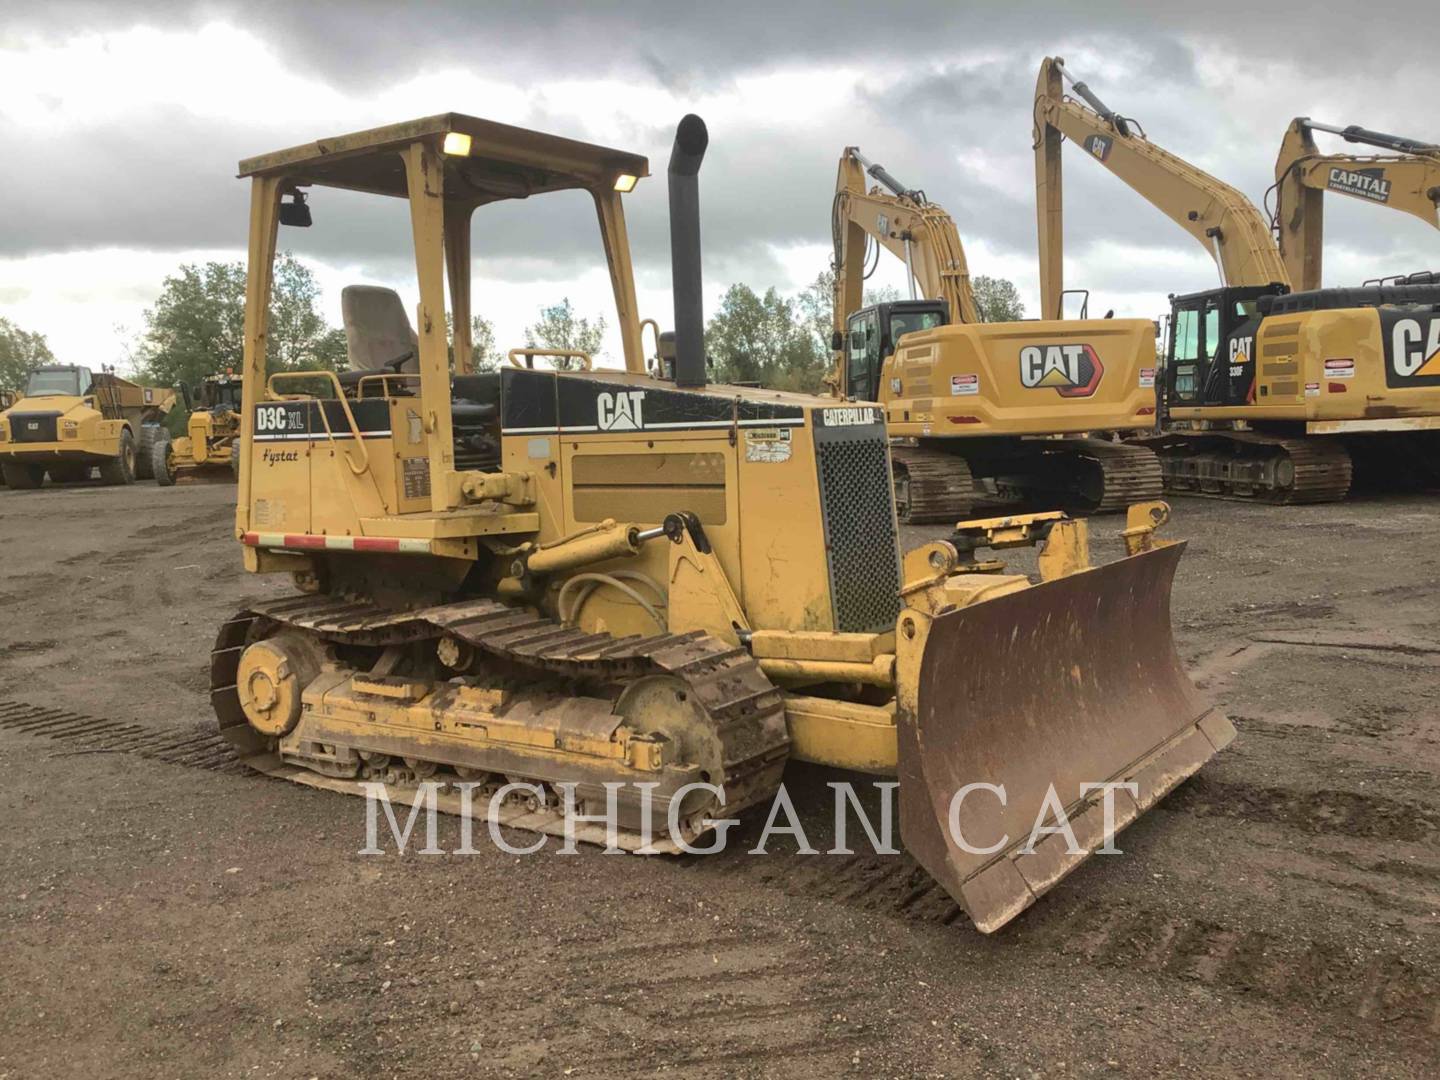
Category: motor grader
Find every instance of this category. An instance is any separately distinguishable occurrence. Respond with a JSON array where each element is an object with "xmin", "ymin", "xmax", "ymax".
[
  {"xmin": 153, "ymin": 372, "xmax": 243, "ymax": 485},
  {"xmin": 0, "ymin": 364, "xmax": 173, "ymax": 488},
  {"xmin": 213, "ymin": 112, "xmax": 1232, "ymax": 933}
]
